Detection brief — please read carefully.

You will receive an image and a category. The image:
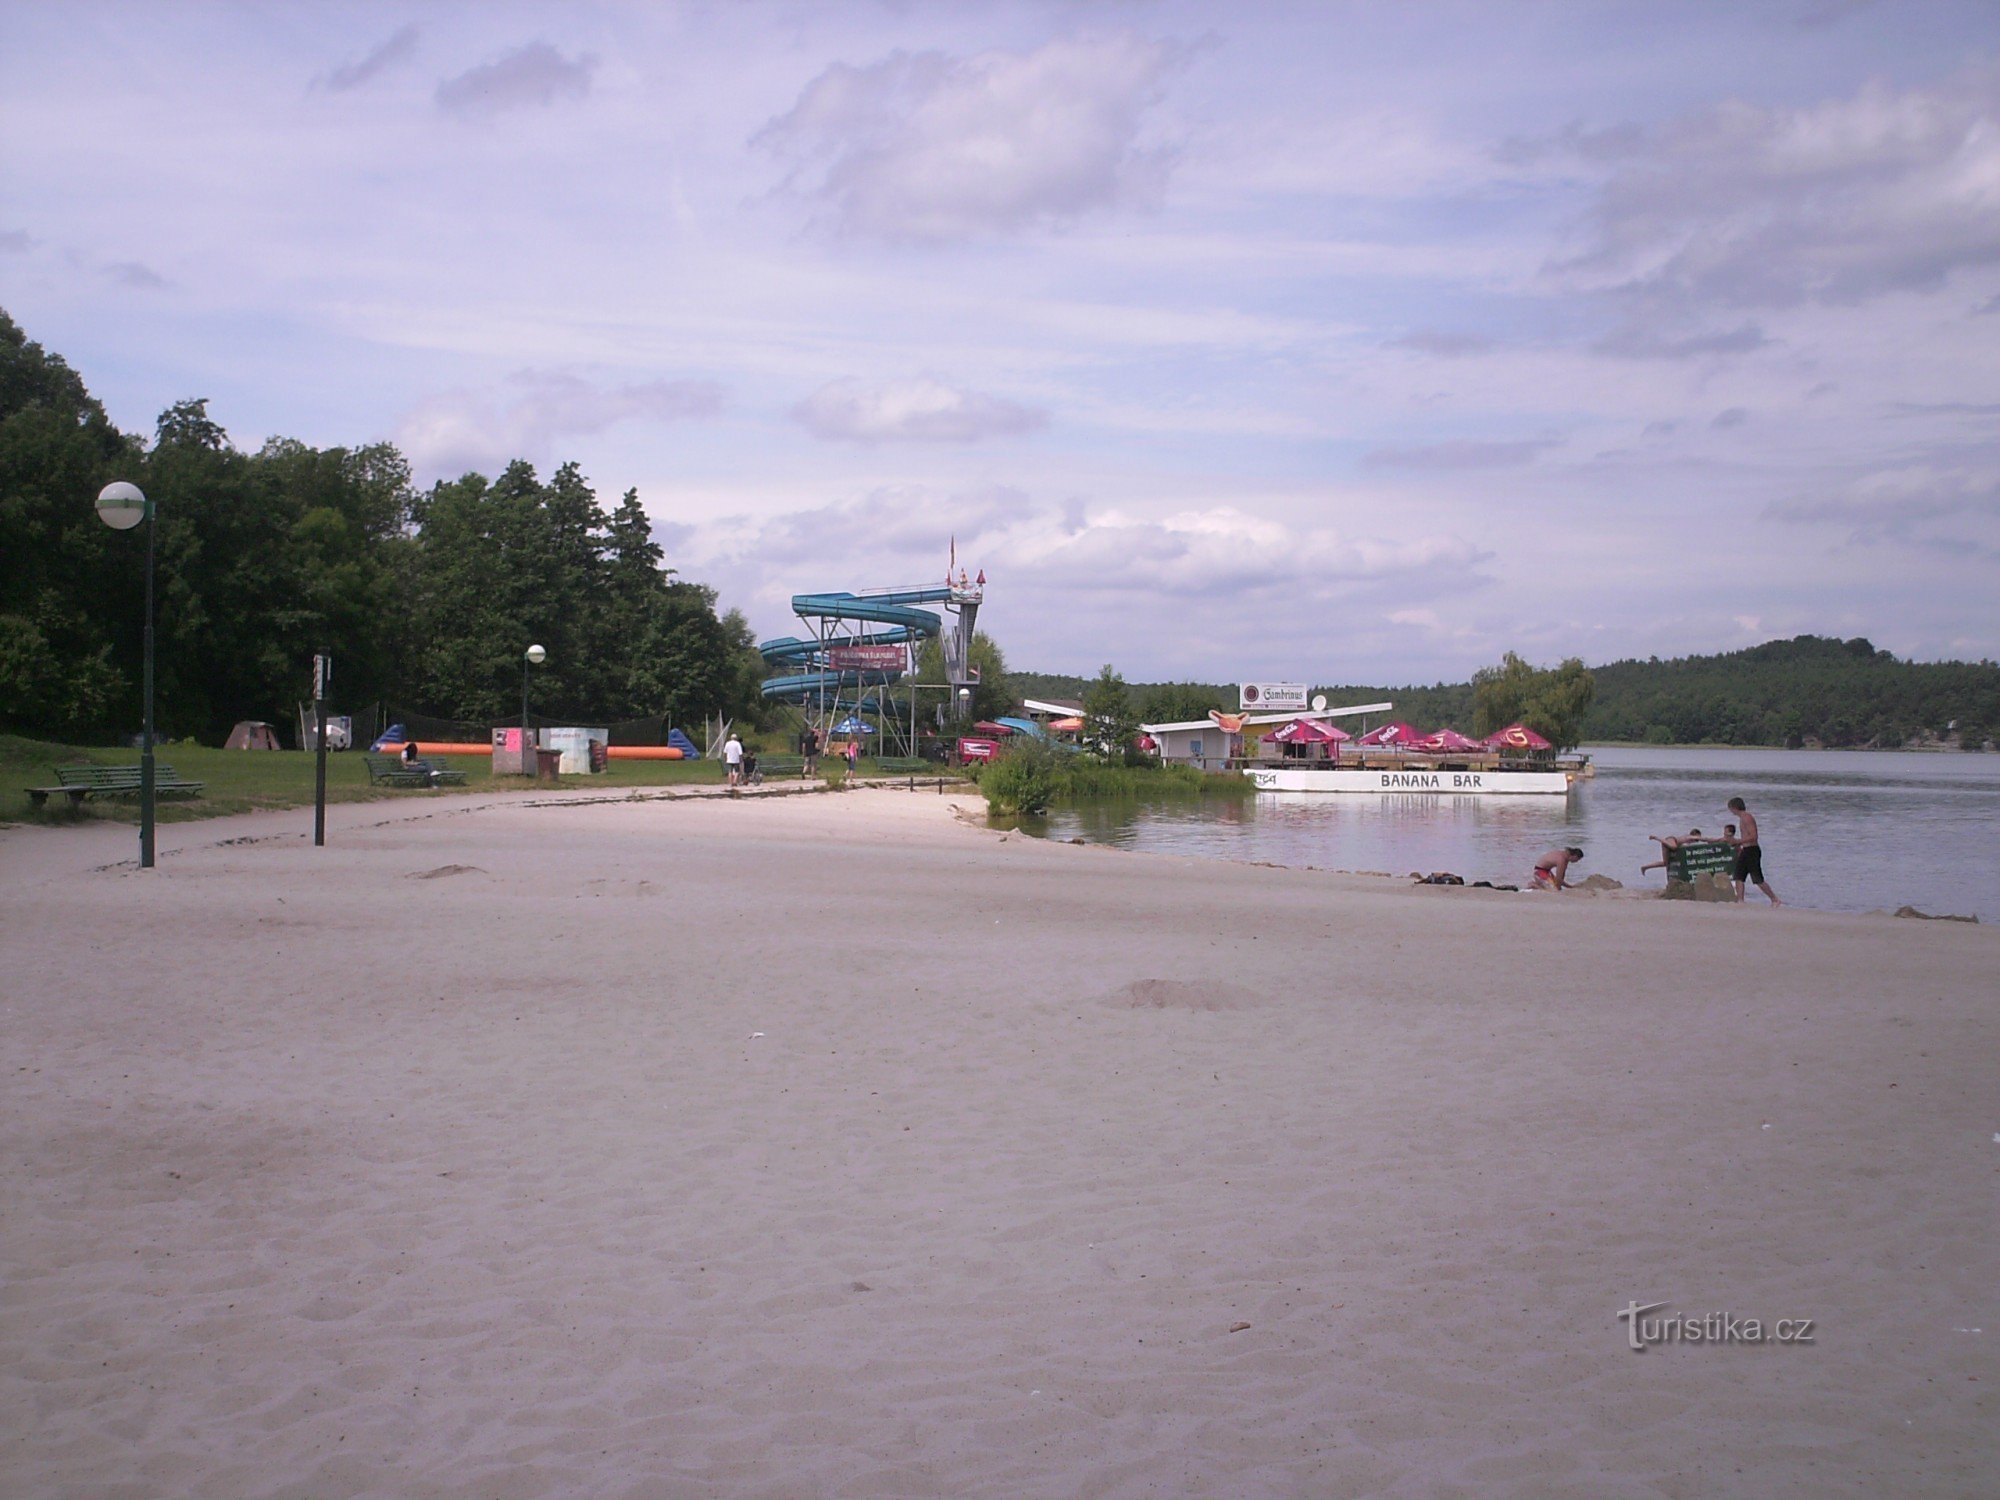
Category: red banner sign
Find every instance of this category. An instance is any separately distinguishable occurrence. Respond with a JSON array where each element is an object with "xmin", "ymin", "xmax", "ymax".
[
  {"xmin": 827, "ymin": 645, "xmax": 907, "ymax": 672},
  {"xmin": 957, "ymin": 737, "xmax": 1000, "ymax": 762}
]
